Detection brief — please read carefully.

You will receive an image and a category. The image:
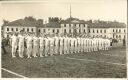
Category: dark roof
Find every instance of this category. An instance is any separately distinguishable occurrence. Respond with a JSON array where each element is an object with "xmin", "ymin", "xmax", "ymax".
[
  {"xmin": 60, "ymin": 17, "xmax": 86, "ymax": 24},
  {"xmin": 4, "ymin": 17, "xmax": 126, "ymax": 28},
  {"xmin": 5, "ymin": 17, "xmax": 44, "ymax": 27},
  {"xmin": 45, "ymin": 22, "xmax": 60, "ymax": 28},
  {"xmin": 85, "ymin": 21, "xmax": 126, "ymax": 28},
  {"xmin": 5, "ymin": 19, "xmax": 37, "ymax": 27}
]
